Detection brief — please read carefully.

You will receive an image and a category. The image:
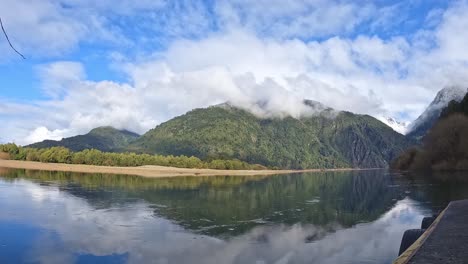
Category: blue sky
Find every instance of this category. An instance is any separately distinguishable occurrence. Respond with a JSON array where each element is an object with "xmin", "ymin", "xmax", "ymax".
[
  {"xmin": 1, "ymin": 0, "xmax": 468, "ymax": 144},
  {"xmin": 0, "ymin": 0, "xmax": 450, "ymax": 100}
]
